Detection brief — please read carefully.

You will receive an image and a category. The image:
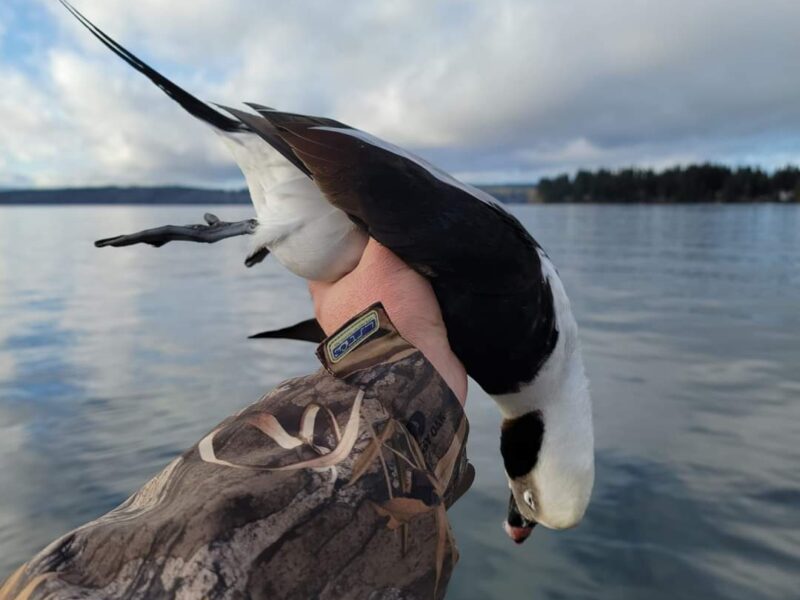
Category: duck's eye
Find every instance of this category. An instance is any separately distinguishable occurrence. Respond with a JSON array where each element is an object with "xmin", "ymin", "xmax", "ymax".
[{"xmin": 523, "ymin": 490, "xmax": 536, "ymax": 510}]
